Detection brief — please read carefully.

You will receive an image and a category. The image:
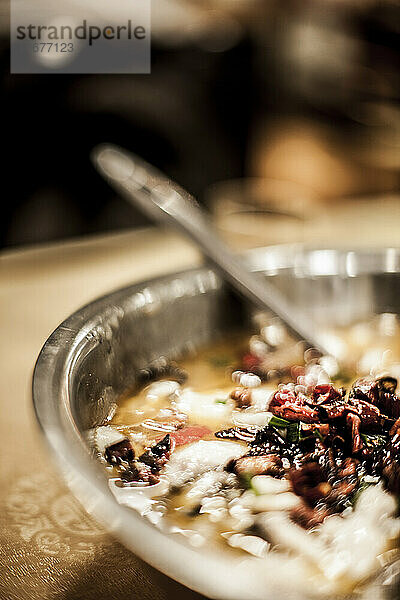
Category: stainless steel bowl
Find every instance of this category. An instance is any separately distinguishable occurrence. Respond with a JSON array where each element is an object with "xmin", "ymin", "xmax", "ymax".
[{"xmin": 33, "ymin": 245, "xmax": 400, "ymax": 600}]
